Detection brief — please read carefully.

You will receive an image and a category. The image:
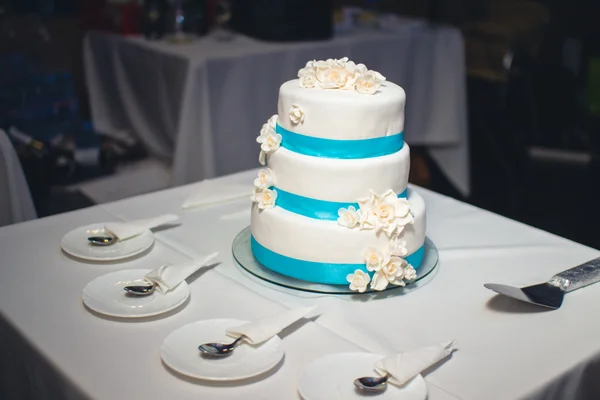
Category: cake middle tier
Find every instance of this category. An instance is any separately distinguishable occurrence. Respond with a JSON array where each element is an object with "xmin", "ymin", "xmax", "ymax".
[{"xmin": 267, "ymin": 144, "xmax": 410, "ymax": 204}]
